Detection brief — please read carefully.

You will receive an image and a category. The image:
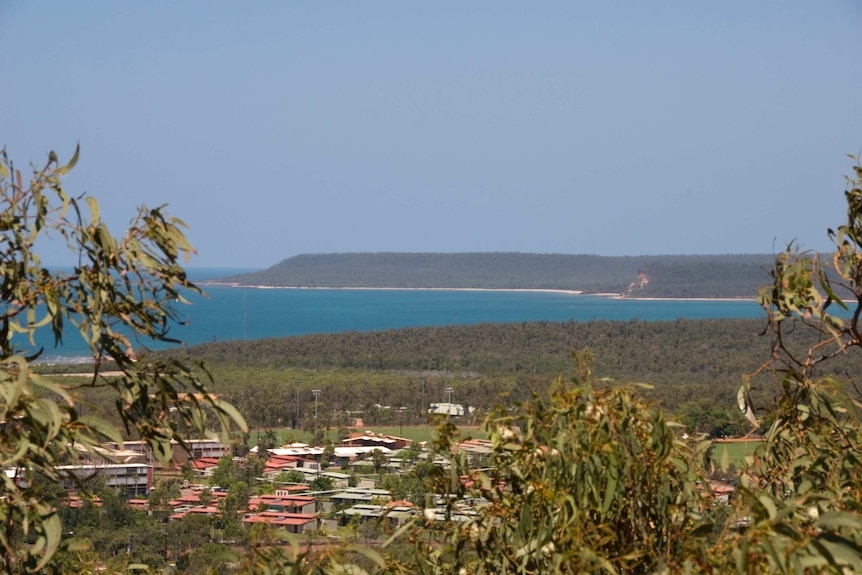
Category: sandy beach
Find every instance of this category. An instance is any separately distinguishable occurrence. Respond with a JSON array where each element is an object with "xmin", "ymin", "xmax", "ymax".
[{"xmin": 201, "ymin": 282, "xmax": 756, "ymax": 302}]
